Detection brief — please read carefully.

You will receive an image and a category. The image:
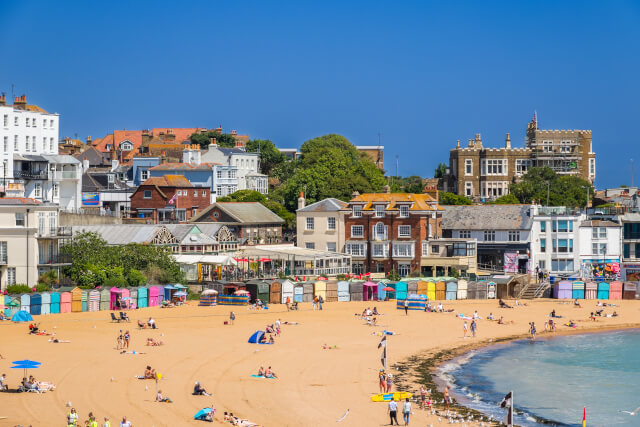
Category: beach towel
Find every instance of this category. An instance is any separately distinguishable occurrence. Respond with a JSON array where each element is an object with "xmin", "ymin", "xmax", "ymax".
[{"xmin": 251, "ymin": 375, "xmax": 276, "ymax": 379}]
